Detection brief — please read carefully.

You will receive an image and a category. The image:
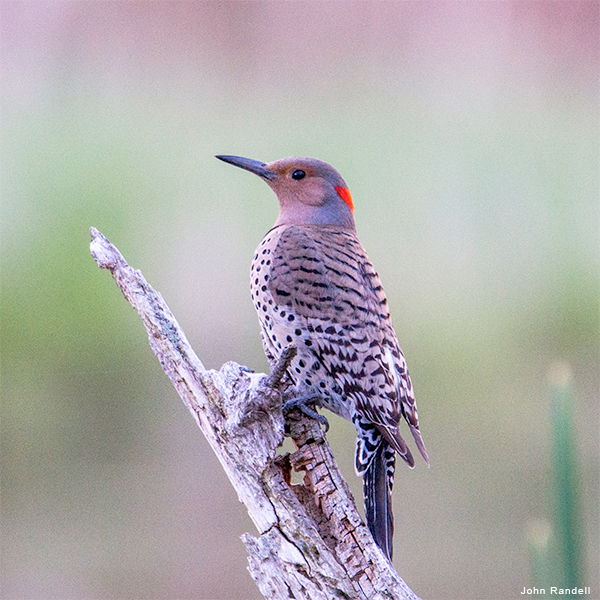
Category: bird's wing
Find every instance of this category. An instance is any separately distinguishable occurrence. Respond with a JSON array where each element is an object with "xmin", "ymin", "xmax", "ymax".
[{"xmin": 266, "ymin": 225, "xmax": 427, "ymax": 464}]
